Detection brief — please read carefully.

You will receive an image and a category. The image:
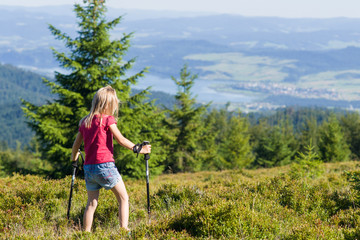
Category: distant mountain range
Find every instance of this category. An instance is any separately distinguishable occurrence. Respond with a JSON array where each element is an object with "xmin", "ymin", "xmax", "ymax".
[{"xmin": 1, "ymin": 5, "xmax": 360, "ymax": 110}]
